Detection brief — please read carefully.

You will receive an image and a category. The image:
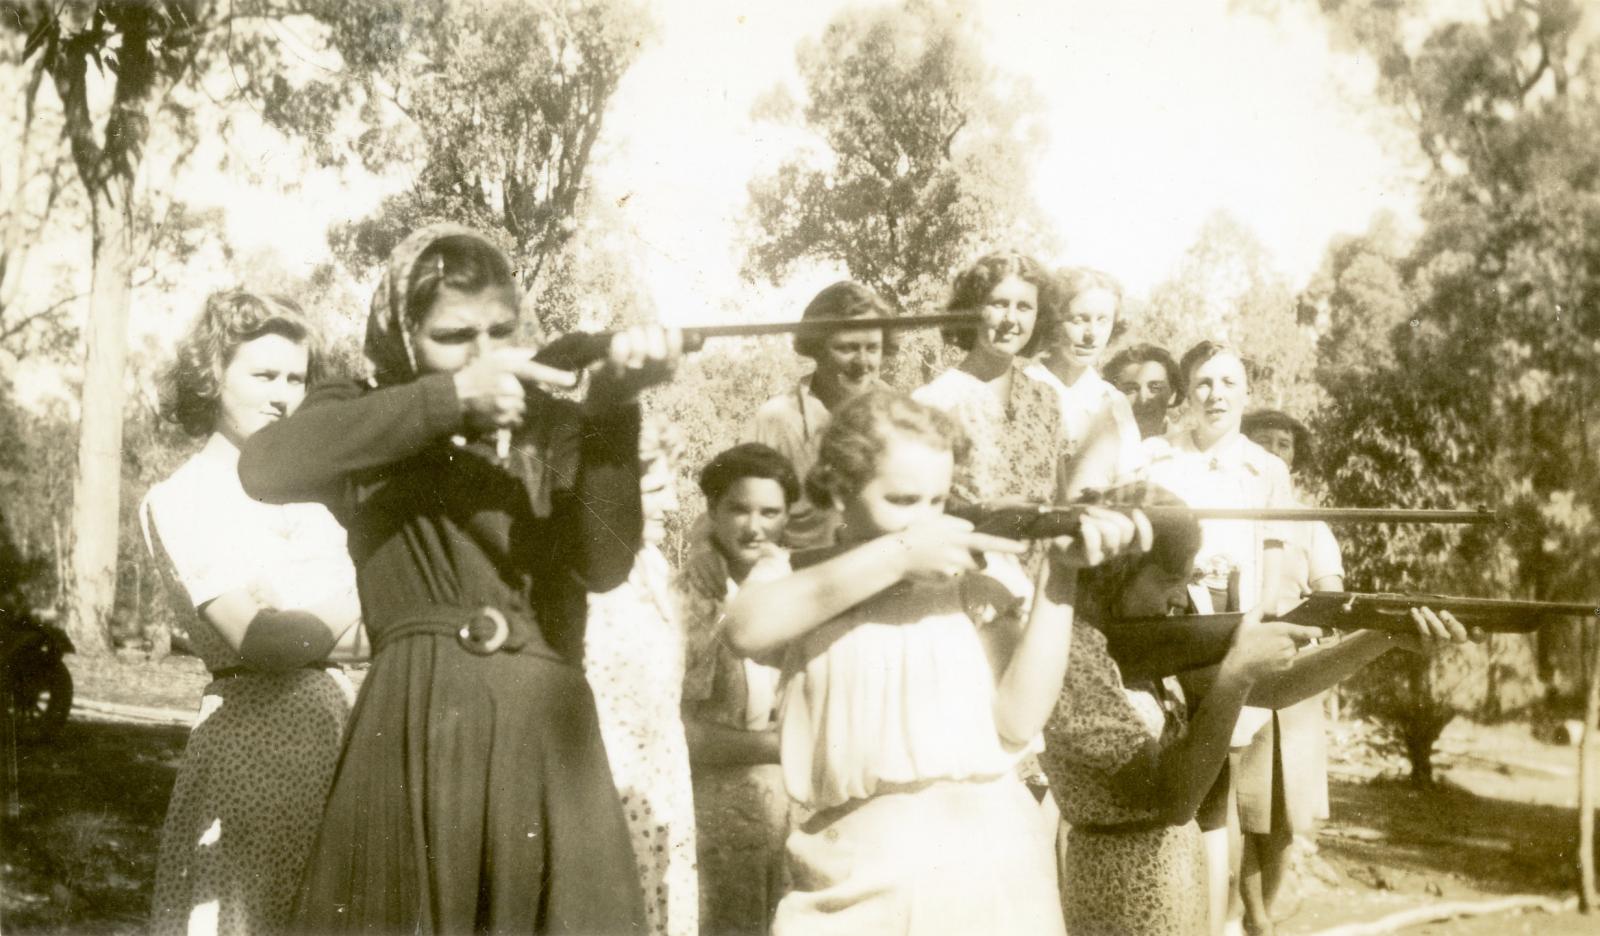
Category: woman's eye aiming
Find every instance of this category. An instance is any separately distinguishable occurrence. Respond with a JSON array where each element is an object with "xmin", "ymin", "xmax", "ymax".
[
  {"xmin": 884, "ymin": 494, "xmax": 924, "ymax": 507},
  {"xmin": 488, "ymin": 322, "xmax": 517, "ymax": 340}
]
